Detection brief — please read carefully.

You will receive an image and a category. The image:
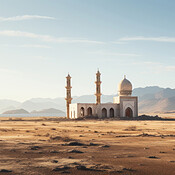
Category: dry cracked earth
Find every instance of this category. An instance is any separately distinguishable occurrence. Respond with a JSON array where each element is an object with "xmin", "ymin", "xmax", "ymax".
[{"xmin": 0, "ymin": 117, "xmax": 175, "ymax": 175}]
